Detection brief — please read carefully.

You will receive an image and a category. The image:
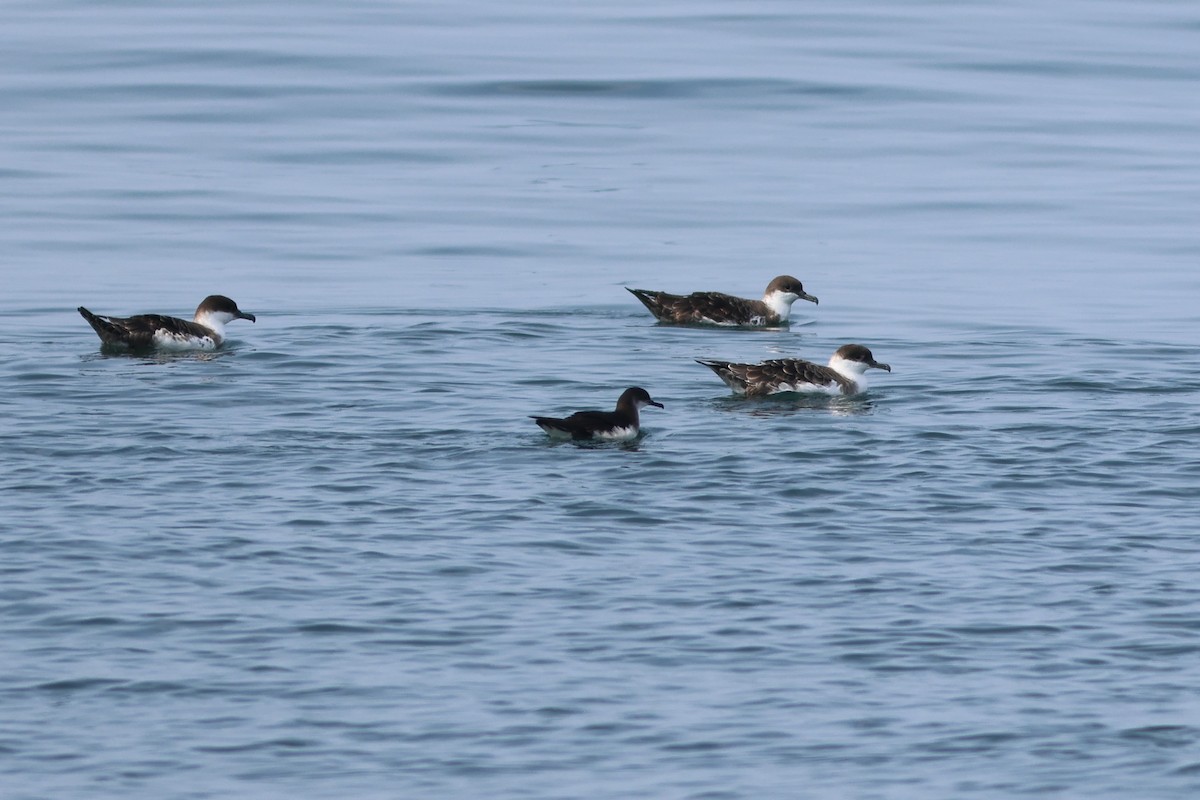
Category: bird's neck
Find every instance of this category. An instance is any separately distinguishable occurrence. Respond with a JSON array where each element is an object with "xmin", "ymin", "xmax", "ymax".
[
  {"xmin": 829, "ymin": 356, "xmax": 868, "ymax": 390},
  {"xmin": 761, "ymin": 290, "xmax": 794, "ymax": 320},
  {"xmin": 194, "ymin": 311, "xmax": 228, "ymax": 339}
]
